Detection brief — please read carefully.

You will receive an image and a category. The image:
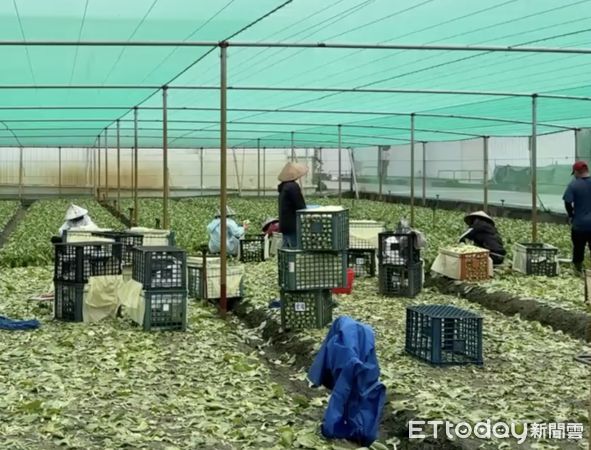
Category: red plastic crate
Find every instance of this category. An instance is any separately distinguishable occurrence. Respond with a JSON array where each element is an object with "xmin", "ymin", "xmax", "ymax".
[{"xmin": 332, "ymin": 268, "xmax": 355, "ymax": 295}]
